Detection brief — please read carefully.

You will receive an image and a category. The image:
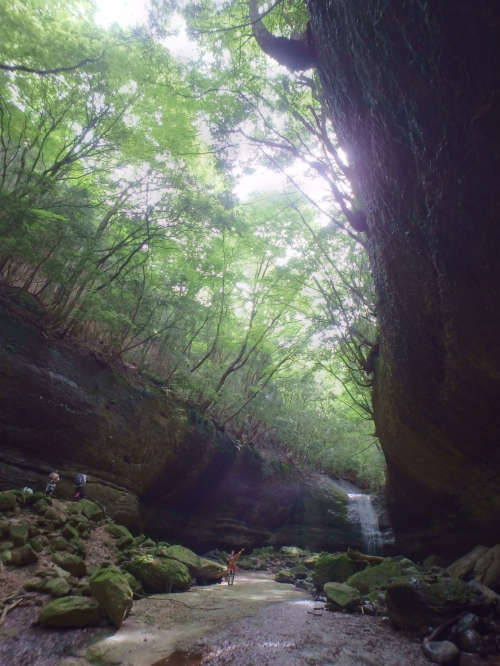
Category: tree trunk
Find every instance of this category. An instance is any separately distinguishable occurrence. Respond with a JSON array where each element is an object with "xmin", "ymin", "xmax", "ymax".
[{"xmin": 304, "ymin": 0, "xmax": 500, "ymax": 559}]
